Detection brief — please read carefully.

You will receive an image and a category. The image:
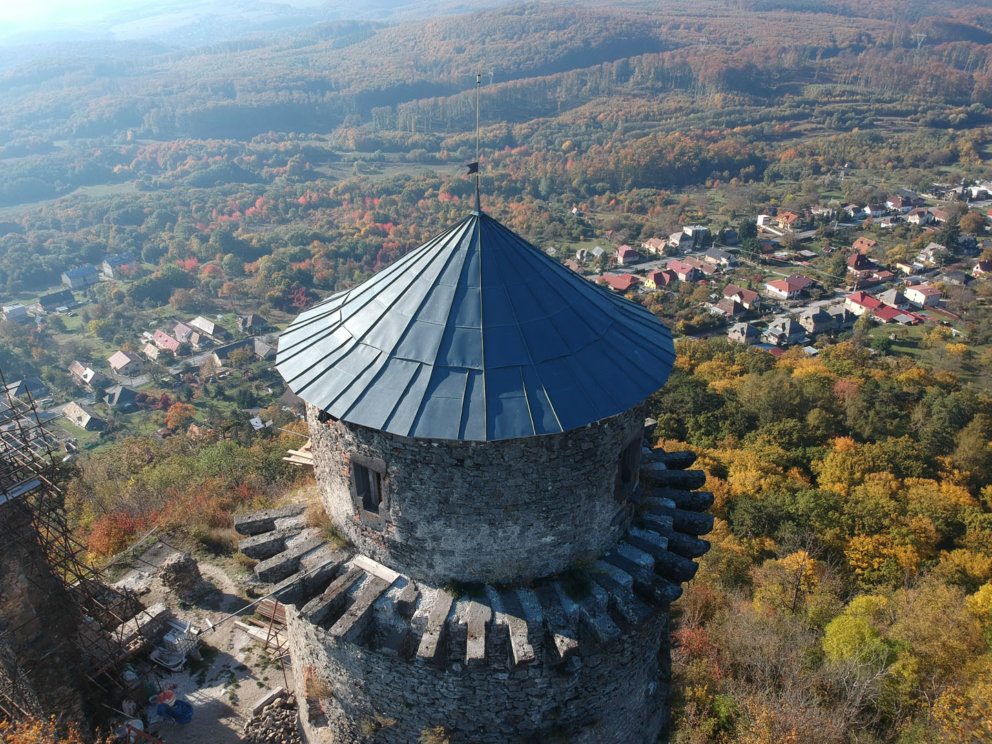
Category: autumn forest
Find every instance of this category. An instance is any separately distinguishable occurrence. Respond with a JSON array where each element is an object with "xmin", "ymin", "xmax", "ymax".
[{"xmin": 2, "ymin": 0, "xmax": 992, "ymax": 742}]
